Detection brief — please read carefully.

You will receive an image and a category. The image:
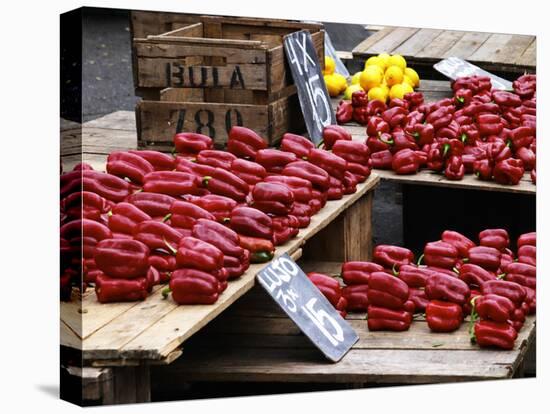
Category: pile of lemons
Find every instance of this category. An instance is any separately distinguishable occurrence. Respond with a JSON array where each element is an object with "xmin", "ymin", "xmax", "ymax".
[
  {"xmin": 323, "ymin": 53, "xmax": 421, "ymax": 103},
  {"xmin": 323, "ymin": 57, "xmax": 348, "ymax": 97},
  {"xmin": 353, "ymin": 53, "xmax": 420, "ymax": 102}
]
